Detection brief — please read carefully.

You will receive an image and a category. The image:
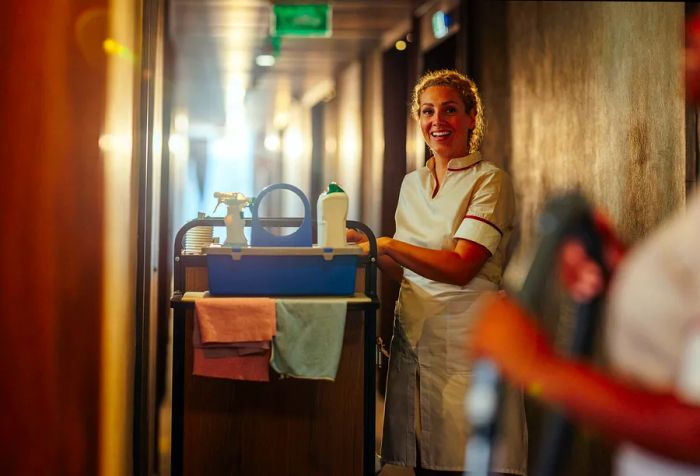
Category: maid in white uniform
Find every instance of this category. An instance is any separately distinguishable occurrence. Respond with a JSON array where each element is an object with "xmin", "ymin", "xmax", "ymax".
[{"xmin": 358, "ymin": 69, "xmax": 528, "ymax": 475}]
